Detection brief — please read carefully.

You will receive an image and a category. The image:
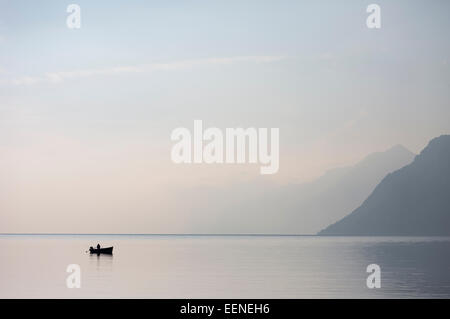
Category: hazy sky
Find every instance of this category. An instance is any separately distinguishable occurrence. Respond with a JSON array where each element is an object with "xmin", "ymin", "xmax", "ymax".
[{"xmin": 1, "ymin": 0, "xmax": 449, "ymax": 233}]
